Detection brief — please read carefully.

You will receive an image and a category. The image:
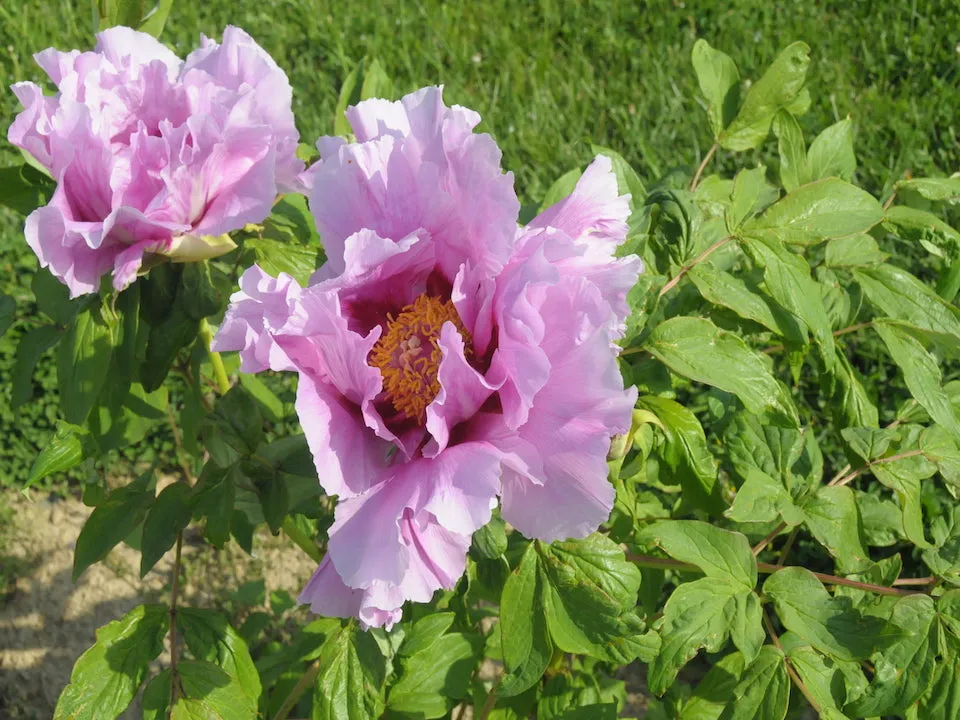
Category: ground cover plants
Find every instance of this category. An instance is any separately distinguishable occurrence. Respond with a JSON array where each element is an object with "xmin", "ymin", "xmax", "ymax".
[{"xmin": 2, "ymin": 1, "xmax": 960, "ymax": 719}]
